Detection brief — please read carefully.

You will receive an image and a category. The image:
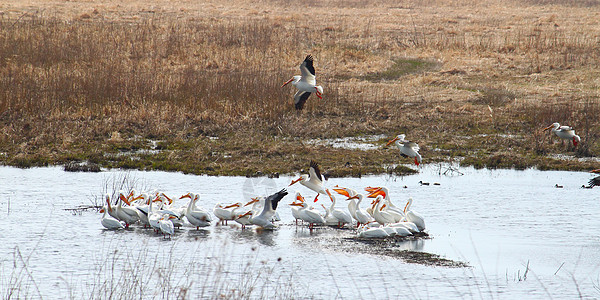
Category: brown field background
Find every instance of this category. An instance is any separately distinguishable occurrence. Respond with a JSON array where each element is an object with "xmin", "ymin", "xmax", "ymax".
[{"xmin": 0, "ymin": 0, "xmax": 599, "ymax": 175}]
